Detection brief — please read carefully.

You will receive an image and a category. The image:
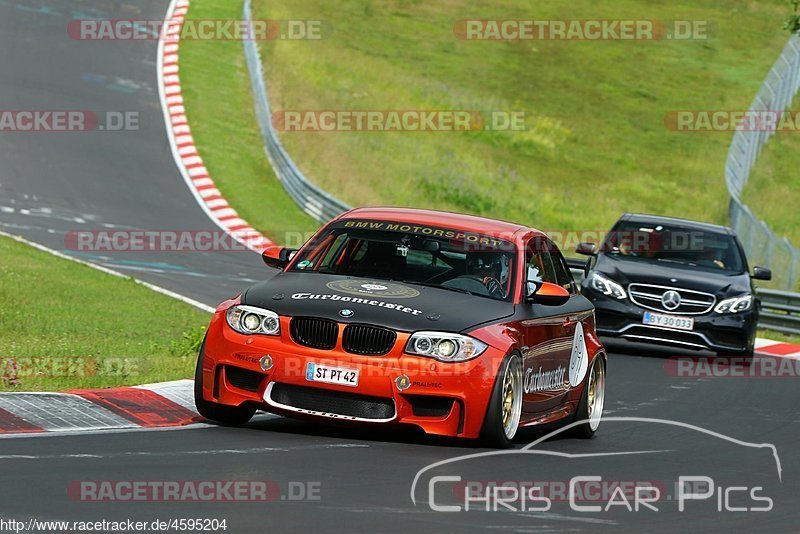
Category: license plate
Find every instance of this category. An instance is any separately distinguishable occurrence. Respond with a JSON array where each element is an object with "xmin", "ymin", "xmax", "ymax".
[
  {"xmin": 305, "ymin": 363, "xmax": 359, "ymax": 387},
  {"xmin": 642, "ymin": 311, "xmax": 694, "ymax": 331}
]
